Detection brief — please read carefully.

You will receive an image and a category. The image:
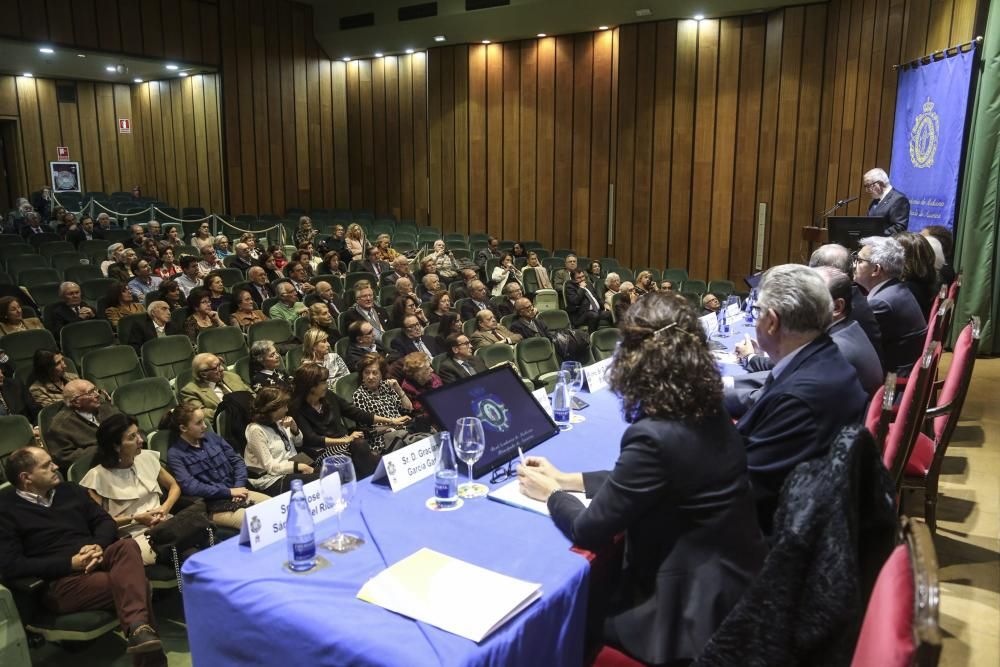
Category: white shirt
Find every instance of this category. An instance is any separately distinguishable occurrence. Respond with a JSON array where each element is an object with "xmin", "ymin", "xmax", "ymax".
[{"xmin": 16, "ymin": 488, "xmax": 56, "ymax": 507}]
